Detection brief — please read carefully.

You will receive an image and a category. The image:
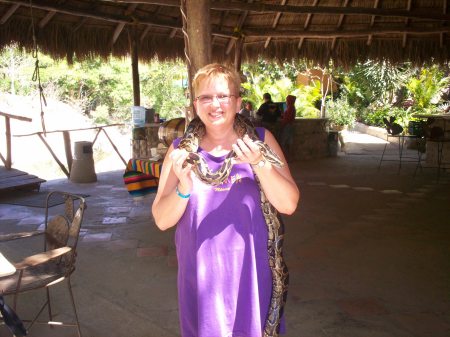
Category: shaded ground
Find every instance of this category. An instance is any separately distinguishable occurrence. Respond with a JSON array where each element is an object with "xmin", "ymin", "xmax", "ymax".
[{"xmin": 0, "ymin": 130, "xmax": 448, "ymax": 337}]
